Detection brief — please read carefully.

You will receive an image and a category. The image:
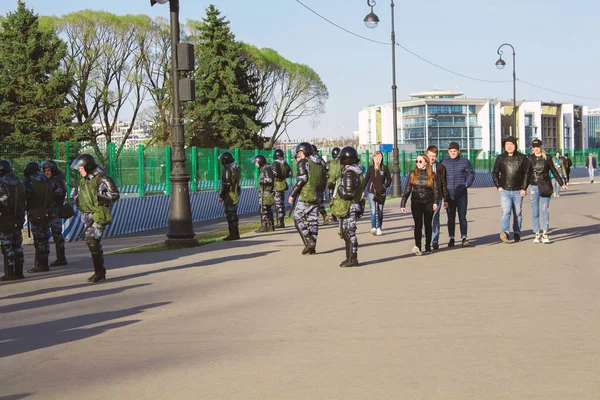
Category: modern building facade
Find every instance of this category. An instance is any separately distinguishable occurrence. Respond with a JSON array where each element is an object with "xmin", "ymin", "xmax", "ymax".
[
  {"xmin": 358, "ymin": 89, "xmax": 591, "ymax": 156},
  {"xmin": 588, "ymin": 108, "xmax": 600, "ymax": 149}
]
